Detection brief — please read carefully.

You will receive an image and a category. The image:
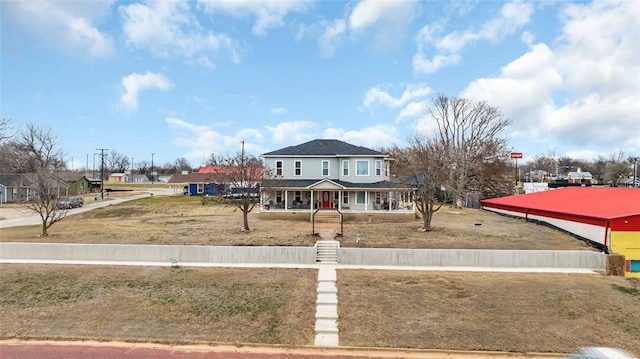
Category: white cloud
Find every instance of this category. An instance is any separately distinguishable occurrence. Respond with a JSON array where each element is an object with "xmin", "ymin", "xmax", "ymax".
[
  {"xmin": 348, "ymin": 0, "xmax": 417, "ymax": 51},
  {"xmin": 396, "ymin": 100, "xmax": 428, "ymax": 123},
  {"xmin": 364, "ymin": 83, "xmax": 432, "ymax": 110},
  {"xmin": 413, "ymin": 0, "xmax": 533, "ymax": 74},
  {"xmin": 270, "ymin": 107, "xmax": 288, "ymax": 115},
  {"xmin": 322, "ymin": 124, "xmax": 398, "ymax": 150},
  {"xmin": 121, "ymin": 72, "xmax": 172, "ymax": 111},
  {"xmin": 166, "ymin": 117, "xmax": 264, "ymax": 162},
  {"xmin": 461, "ymin": 1, "xmax": 640, "ymax": 157},
  {"xmin": 265, "ymin": 121, "xmax": 317, "ymax": 144},
  {"xmin": 318, "ymin": 19, "xmax": 346, "ymax": 58},
  {"xmin": 121, "ymin": 1, "xmax": 238, "ymax": 65},
  {"xmin": 556, "ymin": 0, "xmax": 640, "ymax": 96},
  {"xmin": 197, "ymin": 0, "xmax": 312, "ymax": 36},
  {"xmin": 2, "ymin": 1, "xmax": 114, "ymax": 59},
  {"xmin": 349, "ymin": 0, "xmax": 416, "ymax": 31}
]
